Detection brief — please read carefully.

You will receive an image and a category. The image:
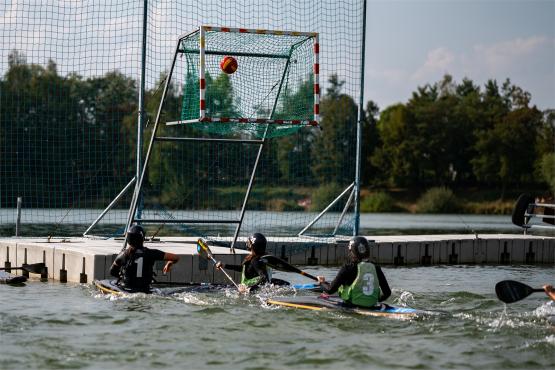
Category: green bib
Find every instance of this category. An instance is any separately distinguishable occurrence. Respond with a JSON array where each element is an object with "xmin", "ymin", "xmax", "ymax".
[
  {"xmin": 338, "ymin": 262, "xmax": 380, "ymax": 307},
  {"xmin": 241, "ymin": 264, "xmax": 272, "ymax": 287}
]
